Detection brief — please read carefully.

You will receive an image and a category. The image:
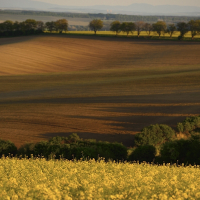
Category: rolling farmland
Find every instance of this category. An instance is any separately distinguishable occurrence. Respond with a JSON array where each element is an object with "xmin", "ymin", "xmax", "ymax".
[{"xmin": 0, "ymin": 35, "xmax": 200, "ymax": 148}]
